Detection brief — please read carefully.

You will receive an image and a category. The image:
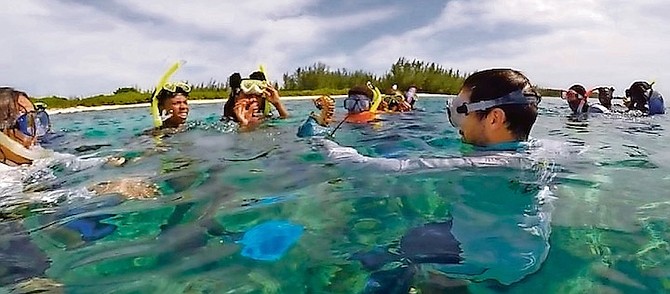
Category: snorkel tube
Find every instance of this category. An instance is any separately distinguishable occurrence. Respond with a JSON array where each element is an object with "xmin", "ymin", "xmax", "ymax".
[
  {"xmin": 259, "ymin": 64, "xmax": 272, "ymax": 117},
  {"xmin": 150, "ymin": 61, "xmax": 183, "ymax": 128},
  {"xmin": 368, "ymin": 81, "xmax": 383, "ymax": 112}
]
